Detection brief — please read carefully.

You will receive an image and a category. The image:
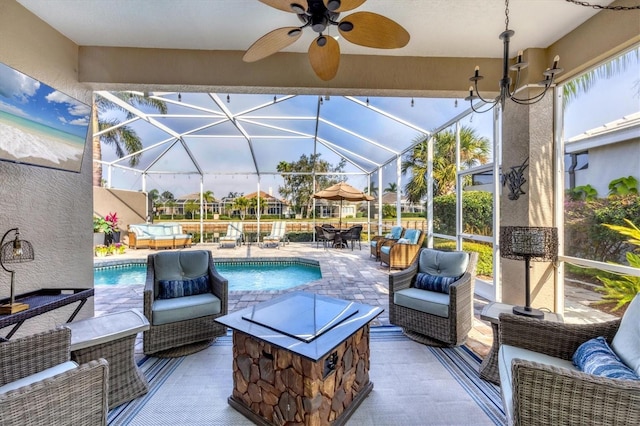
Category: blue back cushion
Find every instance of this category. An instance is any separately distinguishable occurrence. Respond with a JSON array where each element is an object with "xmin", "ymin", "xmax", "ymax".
[
  {"xmin": 403, "ymin": 229, "xmax": 421, "ymax": 244},
  {"xmin": 158, "ymin": 275, "xmax": 210, "ymax": 299},
  {"xmin": 573, "ymin": 336, "xmax": 639, "ymax": 380},
  {"xmin": 415, "ymin": 272, "xmax": 460, "ymax": 294},
  {"xmin": 419, "ymin": 249, "xmax": 469, "ymax": 277},
  {"xmin": 390, "ymin": 226, "xmax": 403, "ymax": 239}
]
